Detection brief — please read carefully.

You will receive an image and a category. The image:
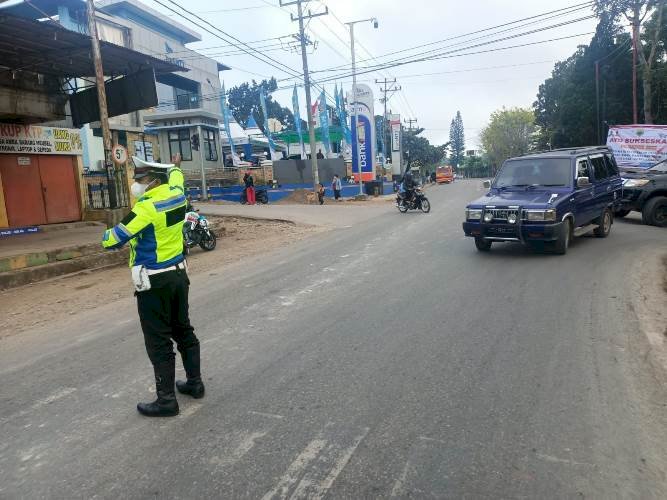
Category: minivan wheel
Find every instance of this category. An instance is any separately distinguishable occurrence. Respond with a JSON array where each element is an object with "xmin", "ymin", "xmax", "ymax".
[
  {"xmin": 594, "ymin": 209, "xmax": 612, "ymax": 238},
  {"xmin": 642, "ymin": 196, "xmax": 667, "ymax": 227},
  {"xmin": 551, "ymin": 219, "xmax": 571, "ymax": 255},
  {"xmin": 474, "ymin": 237, "xmax": 492, "ymax": 252}
]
